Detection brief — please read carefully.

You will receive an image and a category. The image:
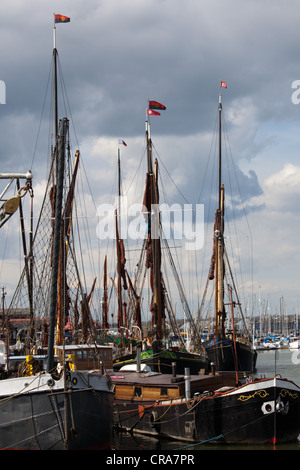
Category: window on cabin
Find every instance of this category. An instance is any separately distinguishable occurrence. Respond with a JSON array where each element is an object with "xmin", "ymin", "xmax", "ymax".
[
  {"xmin": 134, "ymin": 386, "xmax": 142, "ymax": 397},
  {"xmin": 76, "ymin": 350, "xmax": 88, "ymax": 361},
  {"xmin": 100, "ymin": 350, "xmax": 107, "ymax": 360},
  {"xmin": 76, "ymin": 351, "xmax": 82, "ymax": 360},
  {"xmin": 161, "ymin": 387, "xmax": 168, "ymax": 396}
]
